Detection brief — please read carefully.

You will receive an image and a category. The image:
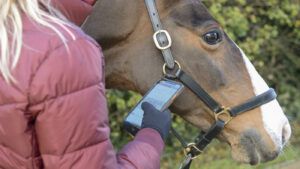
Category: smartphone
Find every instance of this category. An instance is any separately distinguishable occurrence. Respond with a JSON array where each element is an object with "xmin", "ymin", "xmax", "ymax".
[{"xmin": 124, "ymin": 79, "xmax": 184, "ymax": 135}]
